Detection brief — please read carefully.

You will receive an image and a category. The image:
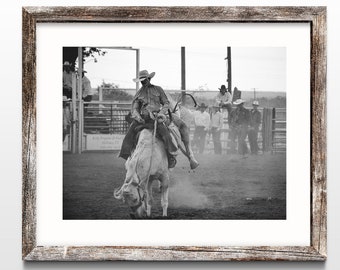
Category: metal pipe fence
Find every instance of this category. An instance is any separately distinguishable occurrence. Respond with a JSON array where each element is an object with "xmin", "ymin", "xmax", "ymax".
[{"xmin": 64, "ymin": 101, "xmax": 286, "ymax": 154}]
